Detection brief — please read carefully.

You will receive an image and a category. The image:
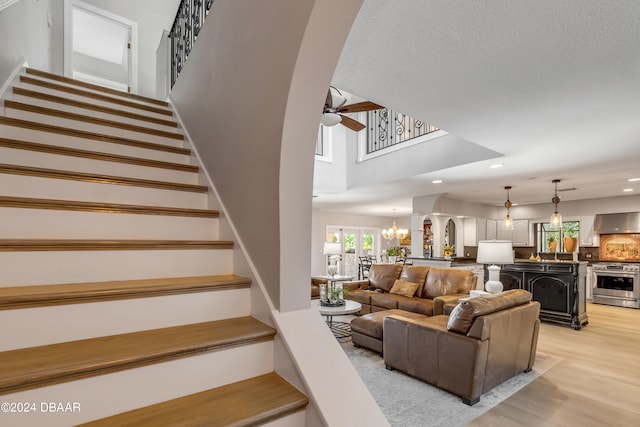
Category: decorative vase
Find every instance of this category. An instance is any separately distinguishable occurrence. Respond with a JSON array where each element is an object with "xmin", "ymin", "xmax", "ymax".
[
  {"xmin": 388, "ymin": 256, "xmax": 397, "ymax": 264},
  {"xmin": 564, "ymin": 237, "xmax": 577, "ymax": 253},
  {"xmin": 549, "ymin": 241, "xmax": 558, "ymax": 253}
]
